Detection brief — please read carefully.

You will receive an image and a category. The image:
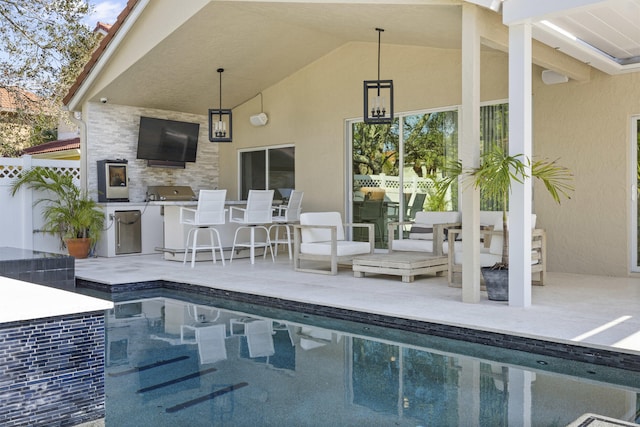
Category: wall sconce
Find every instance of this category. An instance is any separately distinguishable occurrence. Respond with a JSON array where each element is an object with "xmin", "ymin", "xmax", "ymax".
[
  {"xmin": 364, "ymin": 28, "xmax": 394, "ymax": 124},
  {"xmin": 209, "ymin": 68, "xmax": 232, "ymax": 142}
]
